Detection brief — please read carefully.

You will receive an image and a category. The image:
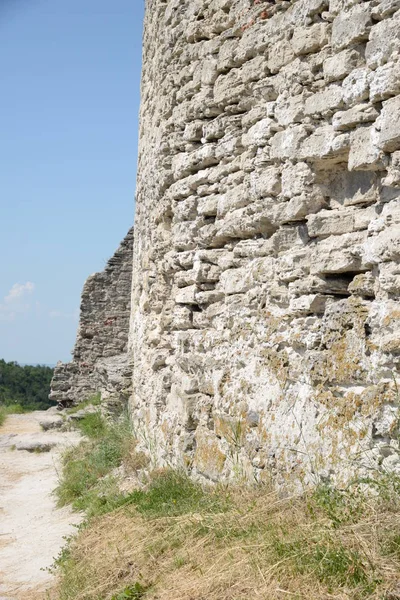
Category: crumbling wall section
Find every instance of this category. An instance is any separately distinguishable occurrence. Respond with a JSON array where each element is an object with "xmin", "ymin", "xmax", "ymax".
[
  {"xmin": 51, "ymin": 228, "xmax": 134, "ymax": 409},
  {"xmin": 130, "ymin": 0, "xmax": 400, "ymax": 487}
]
